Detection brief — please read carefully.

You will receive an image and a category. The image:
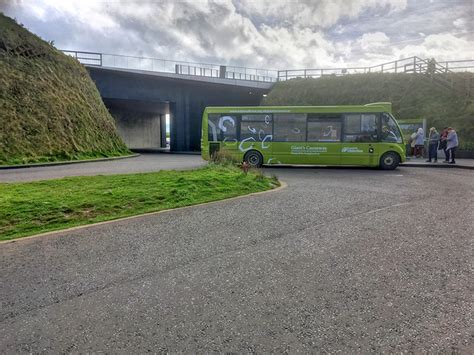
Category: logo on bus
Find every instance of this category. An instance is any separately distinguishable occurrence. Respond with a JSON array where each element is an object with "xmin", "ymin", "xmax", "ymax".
[
  {"xmin": 291, "ymin": 146, "xmax": 327, "ymax": 155},
  {"xmin": 341, "ymin": 147, "xmax": 364, "ymax": 153}
]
